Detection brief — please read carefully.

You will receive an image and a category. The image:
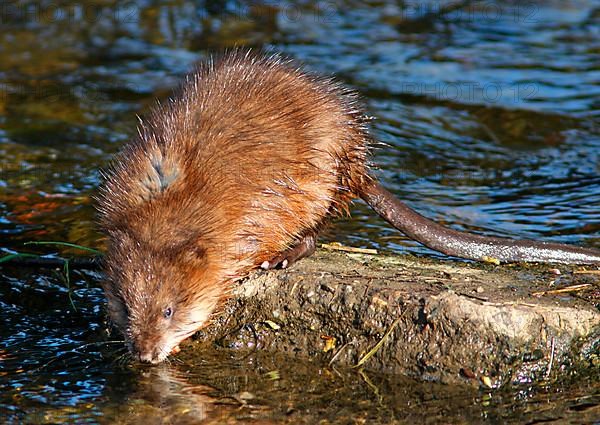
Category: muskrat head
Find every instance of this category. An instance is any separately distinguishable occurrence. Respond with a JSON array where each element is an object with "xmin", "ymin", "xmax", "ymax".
[{"xmin": 102, "ymin": 232, "xmax": 224, "ymax": 364}]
